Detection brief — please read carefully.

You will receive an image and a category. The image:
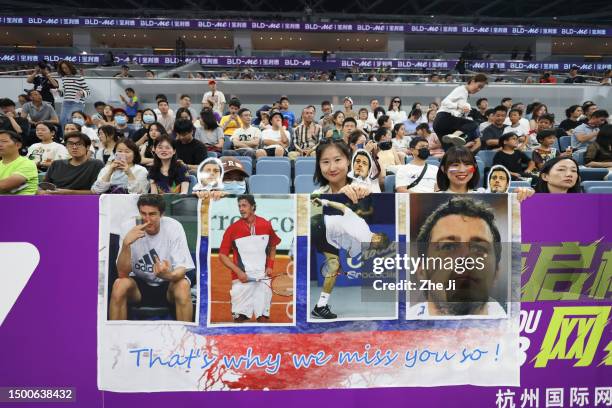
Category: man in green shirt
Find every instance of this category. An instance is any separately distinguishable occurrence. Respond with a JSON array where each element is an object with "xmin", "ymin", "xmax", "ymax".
[{"xmin": 0, "ymin": 130, "xmax": 38, "ymax": 195}]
